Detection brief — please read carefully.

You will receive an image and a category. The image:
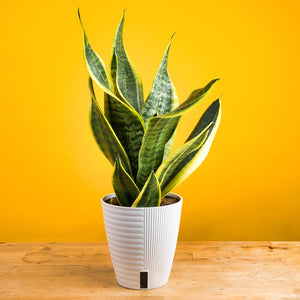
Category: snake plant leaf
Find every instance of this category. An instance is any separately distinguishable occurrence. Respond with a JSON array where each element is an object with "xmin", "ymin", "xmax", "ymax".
[
  {"xmin": 162, "ymin": 78, "xmax": 220, "ymax": 118},
  {"xmin": 112, "ymin": 11, "xmax": 144, "ymax": 113},
  {"xmin": 98, "ymin": 85, "xmax": 145, "ymax": 180},
  {"xmin": 103, "ymin": 50, "xmax": 145, "ymax": 178},
  {"xmin": 136, "ymin": 78, "xmax": 219, "ymax": 188},
  {"xmin": 103, "ymin": 97, "xmax": 145, "ymax": 181},
  {"xmin": 141, "ymin": 34, "xmax": 178, "ymax": 126},
  {"xmin": 136, "ymin": 117, "xmax": 179, "ymax": 188},
  {"xmin": 89, "ymin": 78, "xmax": 132, "ymax": 175},
  {"xmin": 131, "ymin": 172, "xmax": 161, "ymax": 207},
  {"xmin": 112, "ymin": 158, "xmax": 140, "ymax": 206},
  {"xmin": 141, "ymin": 35, "xmax": 178, "ymax": 160},
  {"xmin": 110, "ymin": 51, "xmax": 117, "ymax": 94},
  {"xmin": 186, "ymin": 98, "xmax": 221, "ymax": 142},
  {"xmin": 156, "ymin": 125, "xmax": 212, "ymax": 197},
  {"xmin": 104, "ymin": 90, "xmax": 145, "ymax": 179},
  {"xmin": 109, "ymin": 51, "xmax": 124, "ymax": 100},
  {"xmin": 79, "ymin": 10, "xmax": 131, "ymax": 107},
  {"xmin": 79, "ymin": 11, "xmax": 136, "ymax": 110},
  {"xmin": 163, "ymin": 130, "xmax": 176, "ymax": 161},
  {"xmin": 78, "ymin": 9, "xmax": 112, "ymax": 95},
  {"xmin": 104, "ymin": 92, "xmax": 112, "ymax": 122},
  {"xmin": 156, "ymin": 99, "xmax": 221, "ymax": 197},
  {"xmin": 102, "ymin": 89, "xmax": 145, "ymax": 179},
  {"xmin": 79, "ymin": 11, "xmax": 145, "ymax": 178}
]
